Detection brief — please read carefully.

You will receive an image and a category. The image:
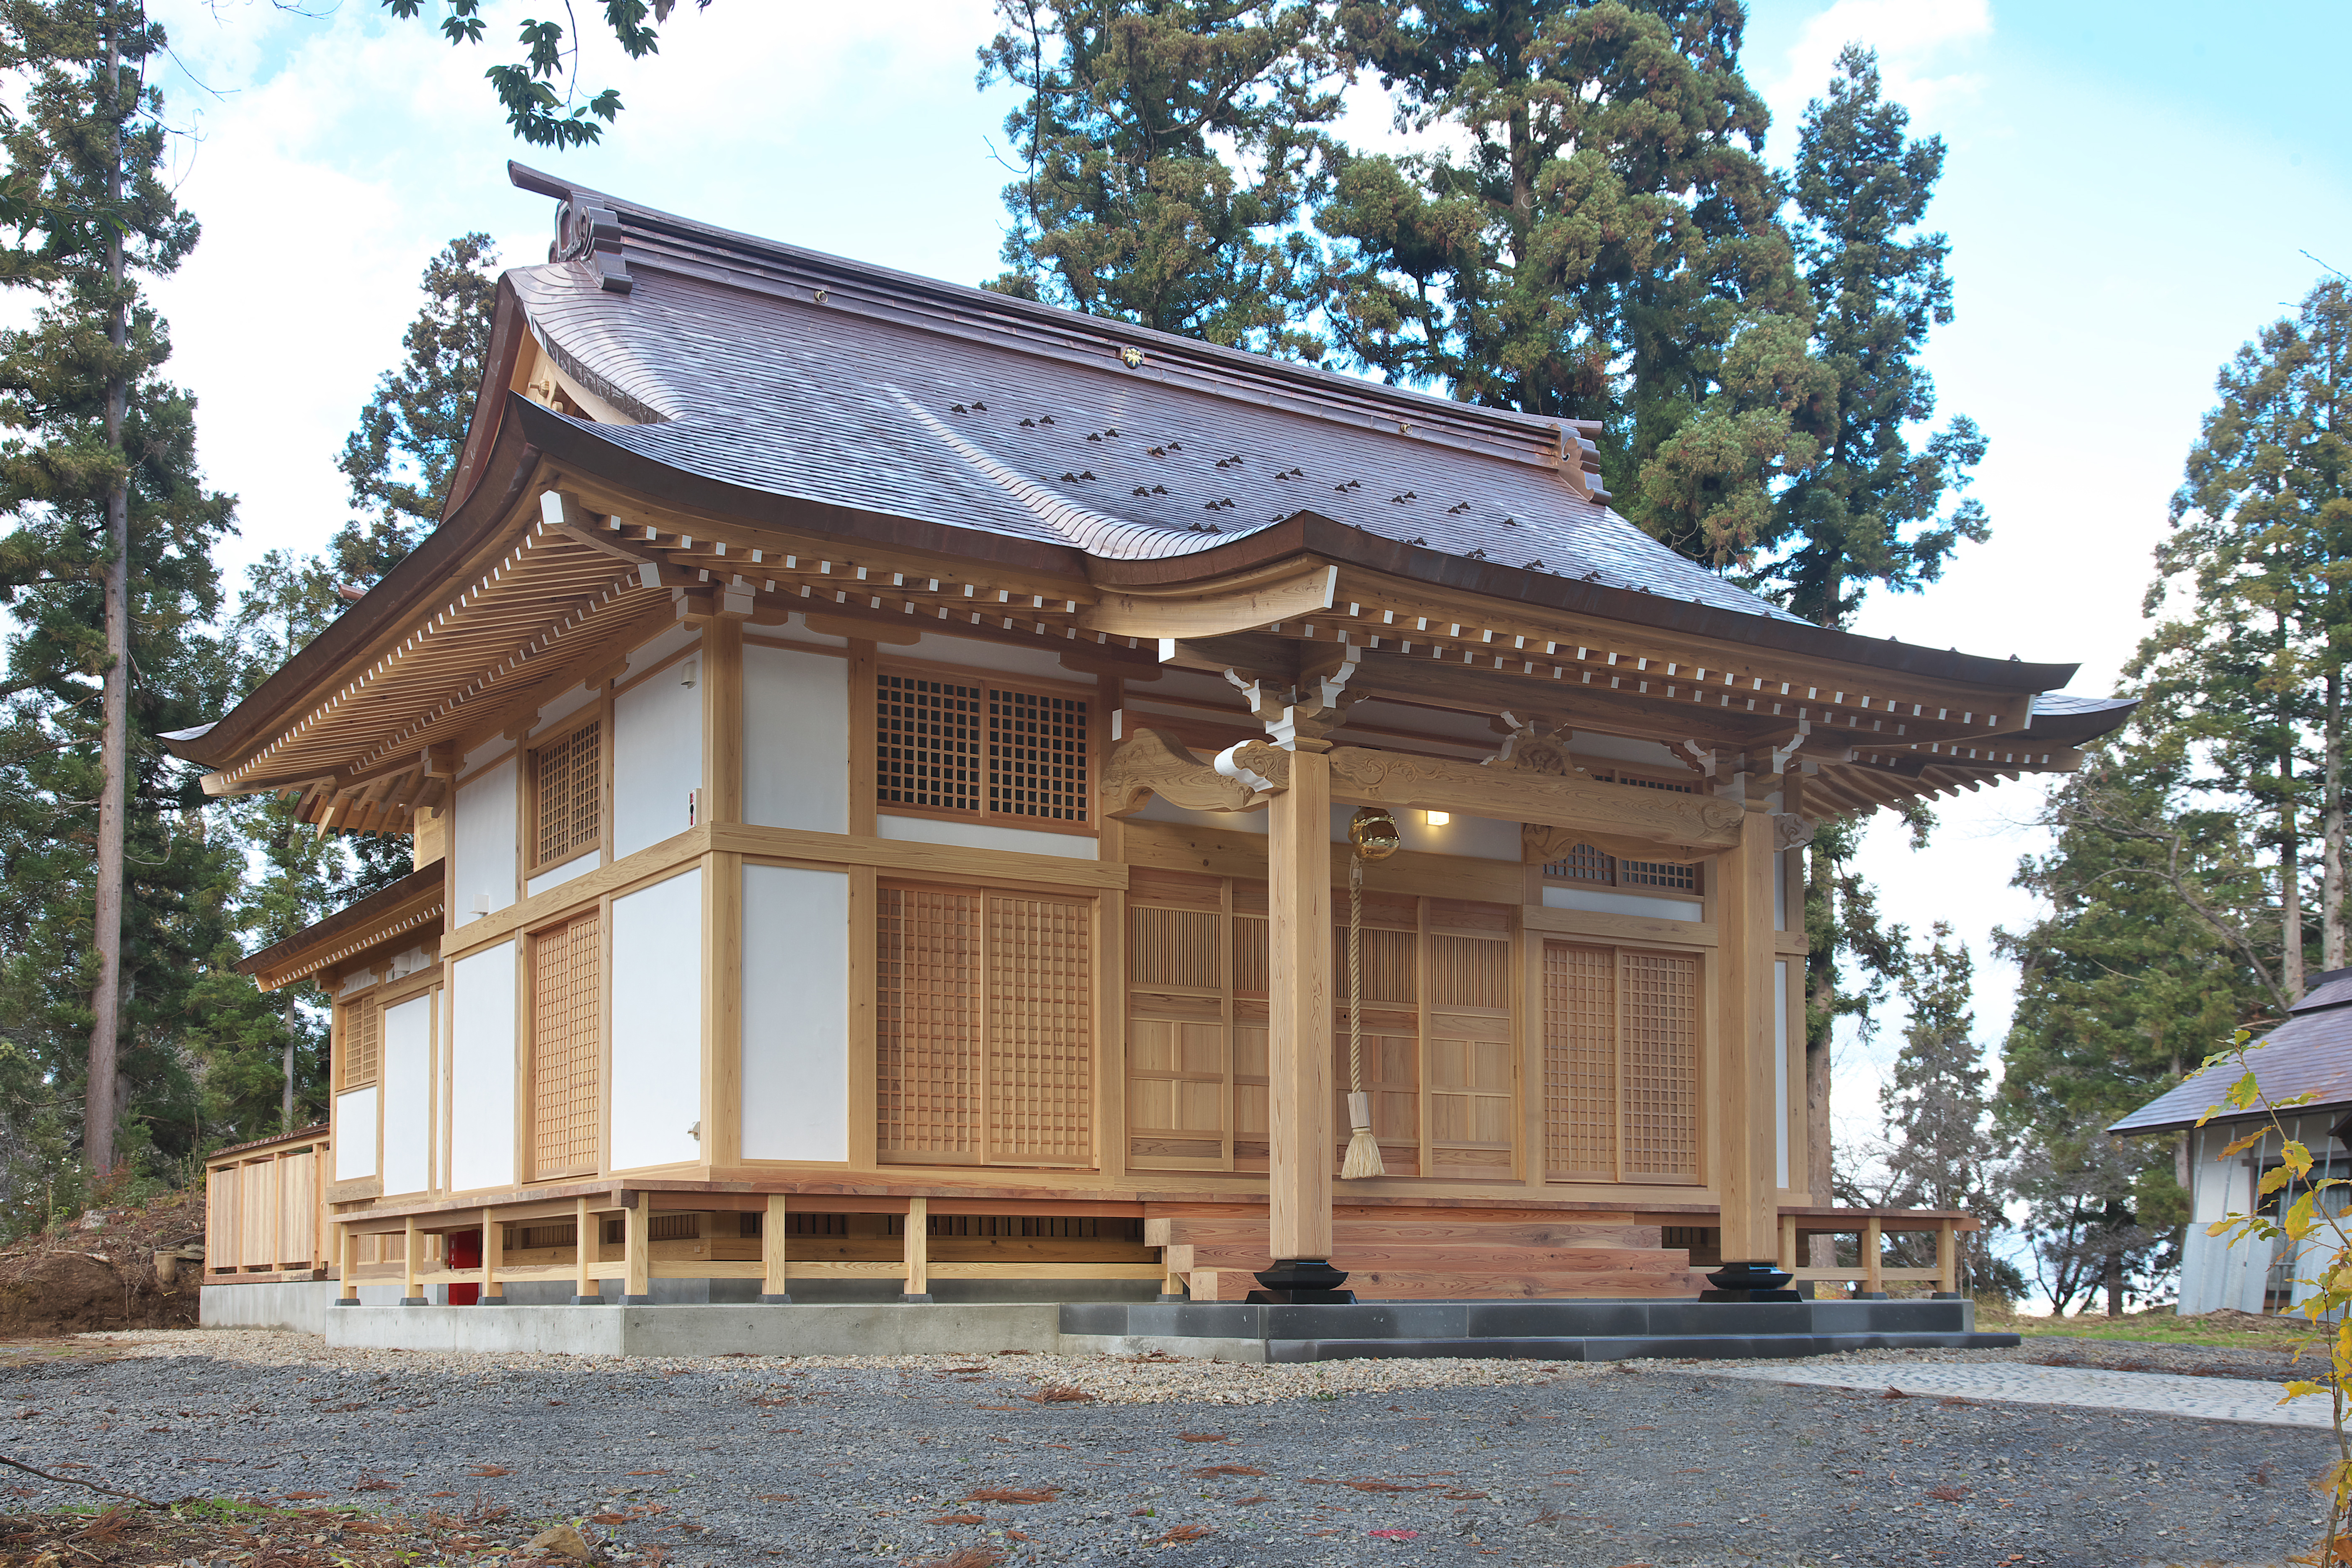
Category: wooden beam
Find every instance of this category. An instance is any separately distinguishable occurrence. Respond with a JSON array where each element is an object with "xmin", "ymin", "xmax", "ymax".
[
  {"xmin": 1267, "ymin": 747, "xmax": 1333, "ymax": 1266},
  {"xmin": 1713, "ymin": 809, "xmax": 1778, "ymax": 1265},
  {"xmin": 1080, "ymin": 560, "xmax": 1337, "ymax": 640},
  {"xmin": 1327, "ymin": 745, "xmax": 1745, "ymax": 851}
]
